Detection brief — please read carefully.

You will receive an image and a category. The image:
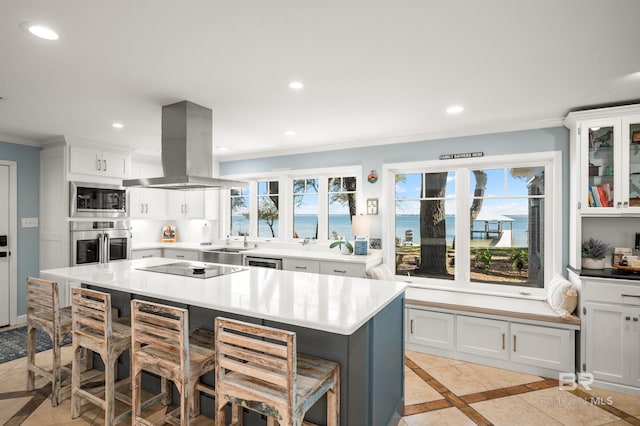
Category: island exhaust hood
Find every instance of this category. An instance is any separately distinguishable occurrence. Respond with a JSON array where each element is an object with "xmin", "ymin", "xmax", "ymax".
[{"xmin": 123, "ymin": 100, "xmax": 247, "ymax": 190}]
